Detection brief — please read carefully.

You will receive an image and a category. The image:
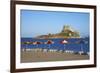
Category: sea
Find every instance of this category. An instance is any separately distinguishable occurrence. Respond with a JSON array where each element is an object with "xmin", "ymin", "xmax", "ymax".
[{"xmin": 21, "ymin": 37, "xmax": 89, "ymax": 53}]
